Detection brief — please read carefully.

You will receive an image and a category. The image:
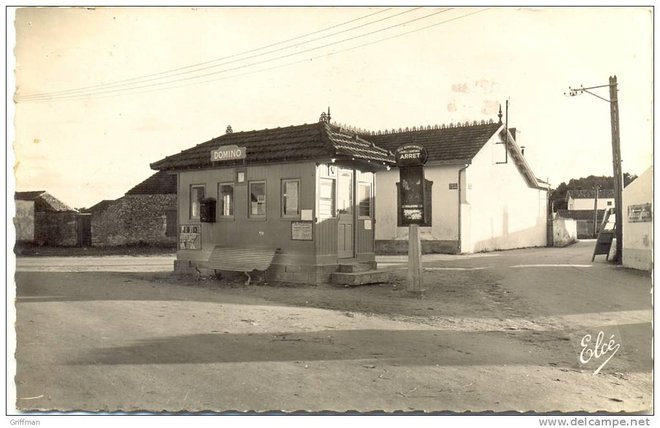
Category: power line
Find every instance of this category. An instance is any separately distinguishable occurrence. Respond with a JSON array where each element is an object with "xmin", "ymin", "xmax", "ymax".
[
  {"xmin": 19, "ymin": 8, "xmax": 487, "ymax": 103},
  {"xmin": 18, "ymin": 8, "xmax": 414, "ymax": 101},
  {"xmin": 18, "ymin": 8, "xmax": 451, "ymax": 102}
]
